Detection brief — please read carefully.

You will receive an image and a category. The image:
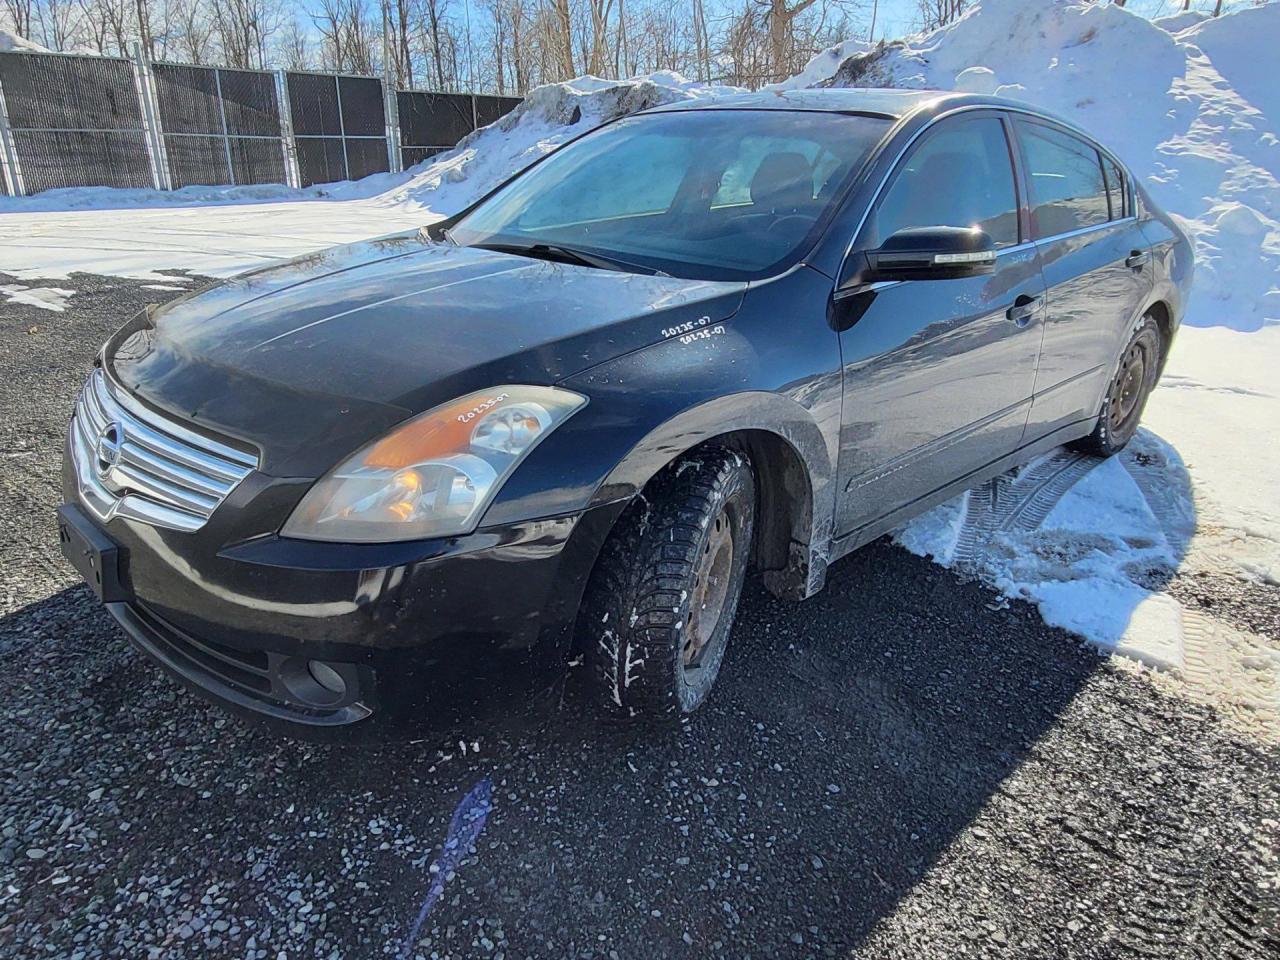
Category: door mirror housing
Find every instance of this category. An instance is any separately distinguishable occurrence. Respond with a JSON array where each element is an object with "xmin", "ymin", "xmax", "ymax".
[{"xmin": 850, "ymin": 226, "xmax": 997, "ymax": 288}]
